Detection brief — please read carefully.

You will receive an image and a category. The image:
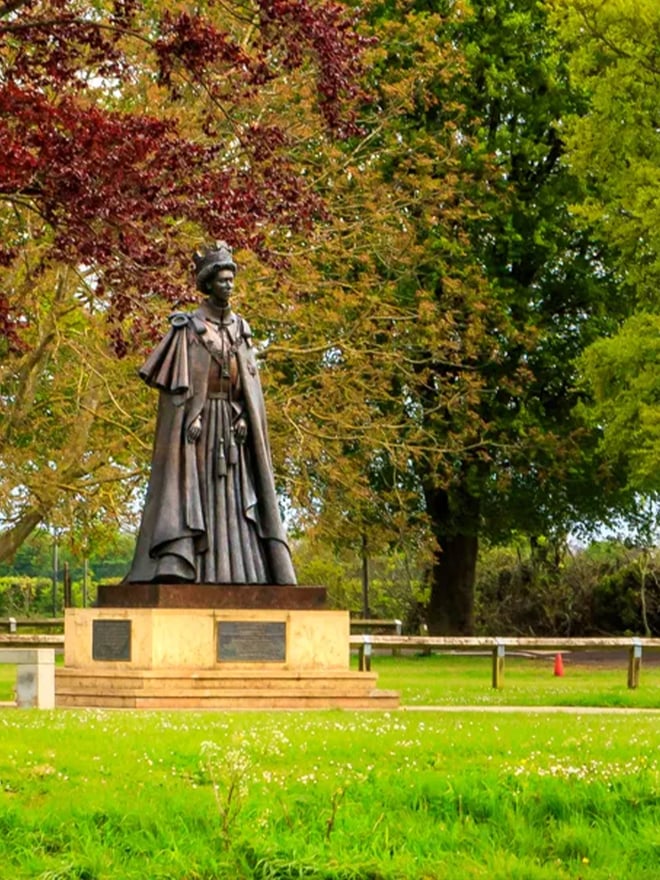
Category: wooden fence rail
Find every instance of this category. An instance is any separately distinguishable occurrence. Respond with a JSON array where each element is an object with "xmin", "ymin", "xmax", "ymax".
[
  {"xmin": 350, "ymin": 635, "xmax": 660, "ymax": 689},
  {"xmin": 1, "ymin": 618, "xmax": 64, "ymax": 633},
  {"xmin": 2, "ymin": 633, "xmax": 659, "ymax": 696},
  {"xmin": 350, "ymin": 619, "xmax": 403, "ymax": 634},
  {"xmin": 0, "ymin": 633, "xmax": 64, "ymax": 651}
]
